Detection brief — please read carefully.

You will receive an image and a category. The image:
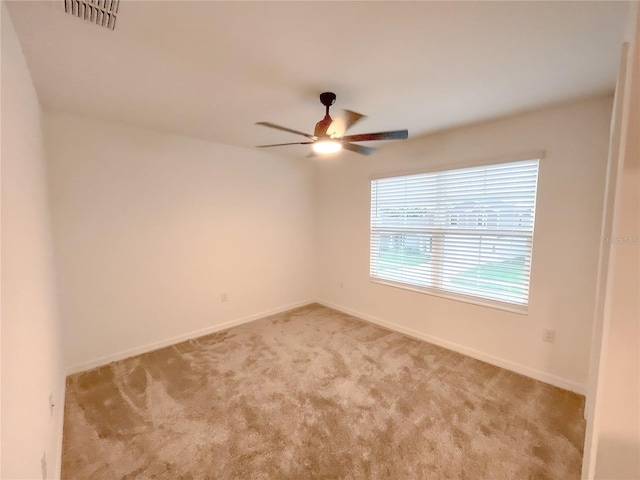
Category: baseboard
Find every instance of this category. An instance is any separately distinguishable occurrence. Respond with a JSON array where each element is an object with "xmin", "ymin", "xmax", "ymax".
[
  {"xmin": 66, "ymin": 299, "xmax": 316, "ymax": 375},
  {"xmin": 65, "ymin": 297, "xmax": 585, "ymax": 394},
  {"xmin": 317, "ymin": 299, "xmax": 586, "ymax": 395},
  {"xmin": 53, "ymin": 377, "xmax": 66, "ymax": 479}
]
